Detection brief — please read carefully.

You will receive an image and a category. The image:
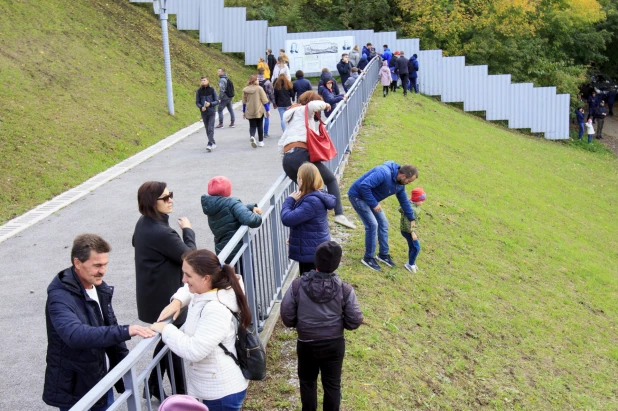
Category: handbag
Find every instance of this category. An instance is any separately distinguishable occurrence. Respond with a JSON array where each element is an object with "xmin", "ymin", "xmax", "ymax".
[{"xmin": 305, "ymin": 104, "xmax": 337, "ymax": 162}]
